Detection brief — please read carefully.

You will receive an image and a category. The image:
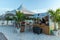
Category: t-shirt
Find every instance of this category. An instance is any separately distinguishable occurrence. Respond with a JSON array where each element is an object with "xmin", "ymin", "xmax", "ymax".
[
  {"xmin": 41, "ymin": 18, "xmax": 46, "ymax": 23},
  {"xmin": 21, "ymin": 22, "xmax": 25, "ymax": 26}
]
